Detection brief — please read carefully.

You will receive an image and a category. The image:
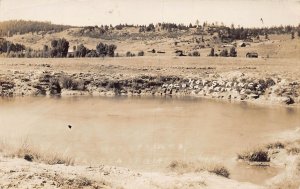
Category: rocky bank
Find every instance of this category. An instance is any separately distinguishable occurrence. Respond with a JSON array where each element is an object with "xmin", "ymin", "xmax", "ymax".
[{"xmin": 1, "ymin": 69, "xmax": 299, "ymax": 106}]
